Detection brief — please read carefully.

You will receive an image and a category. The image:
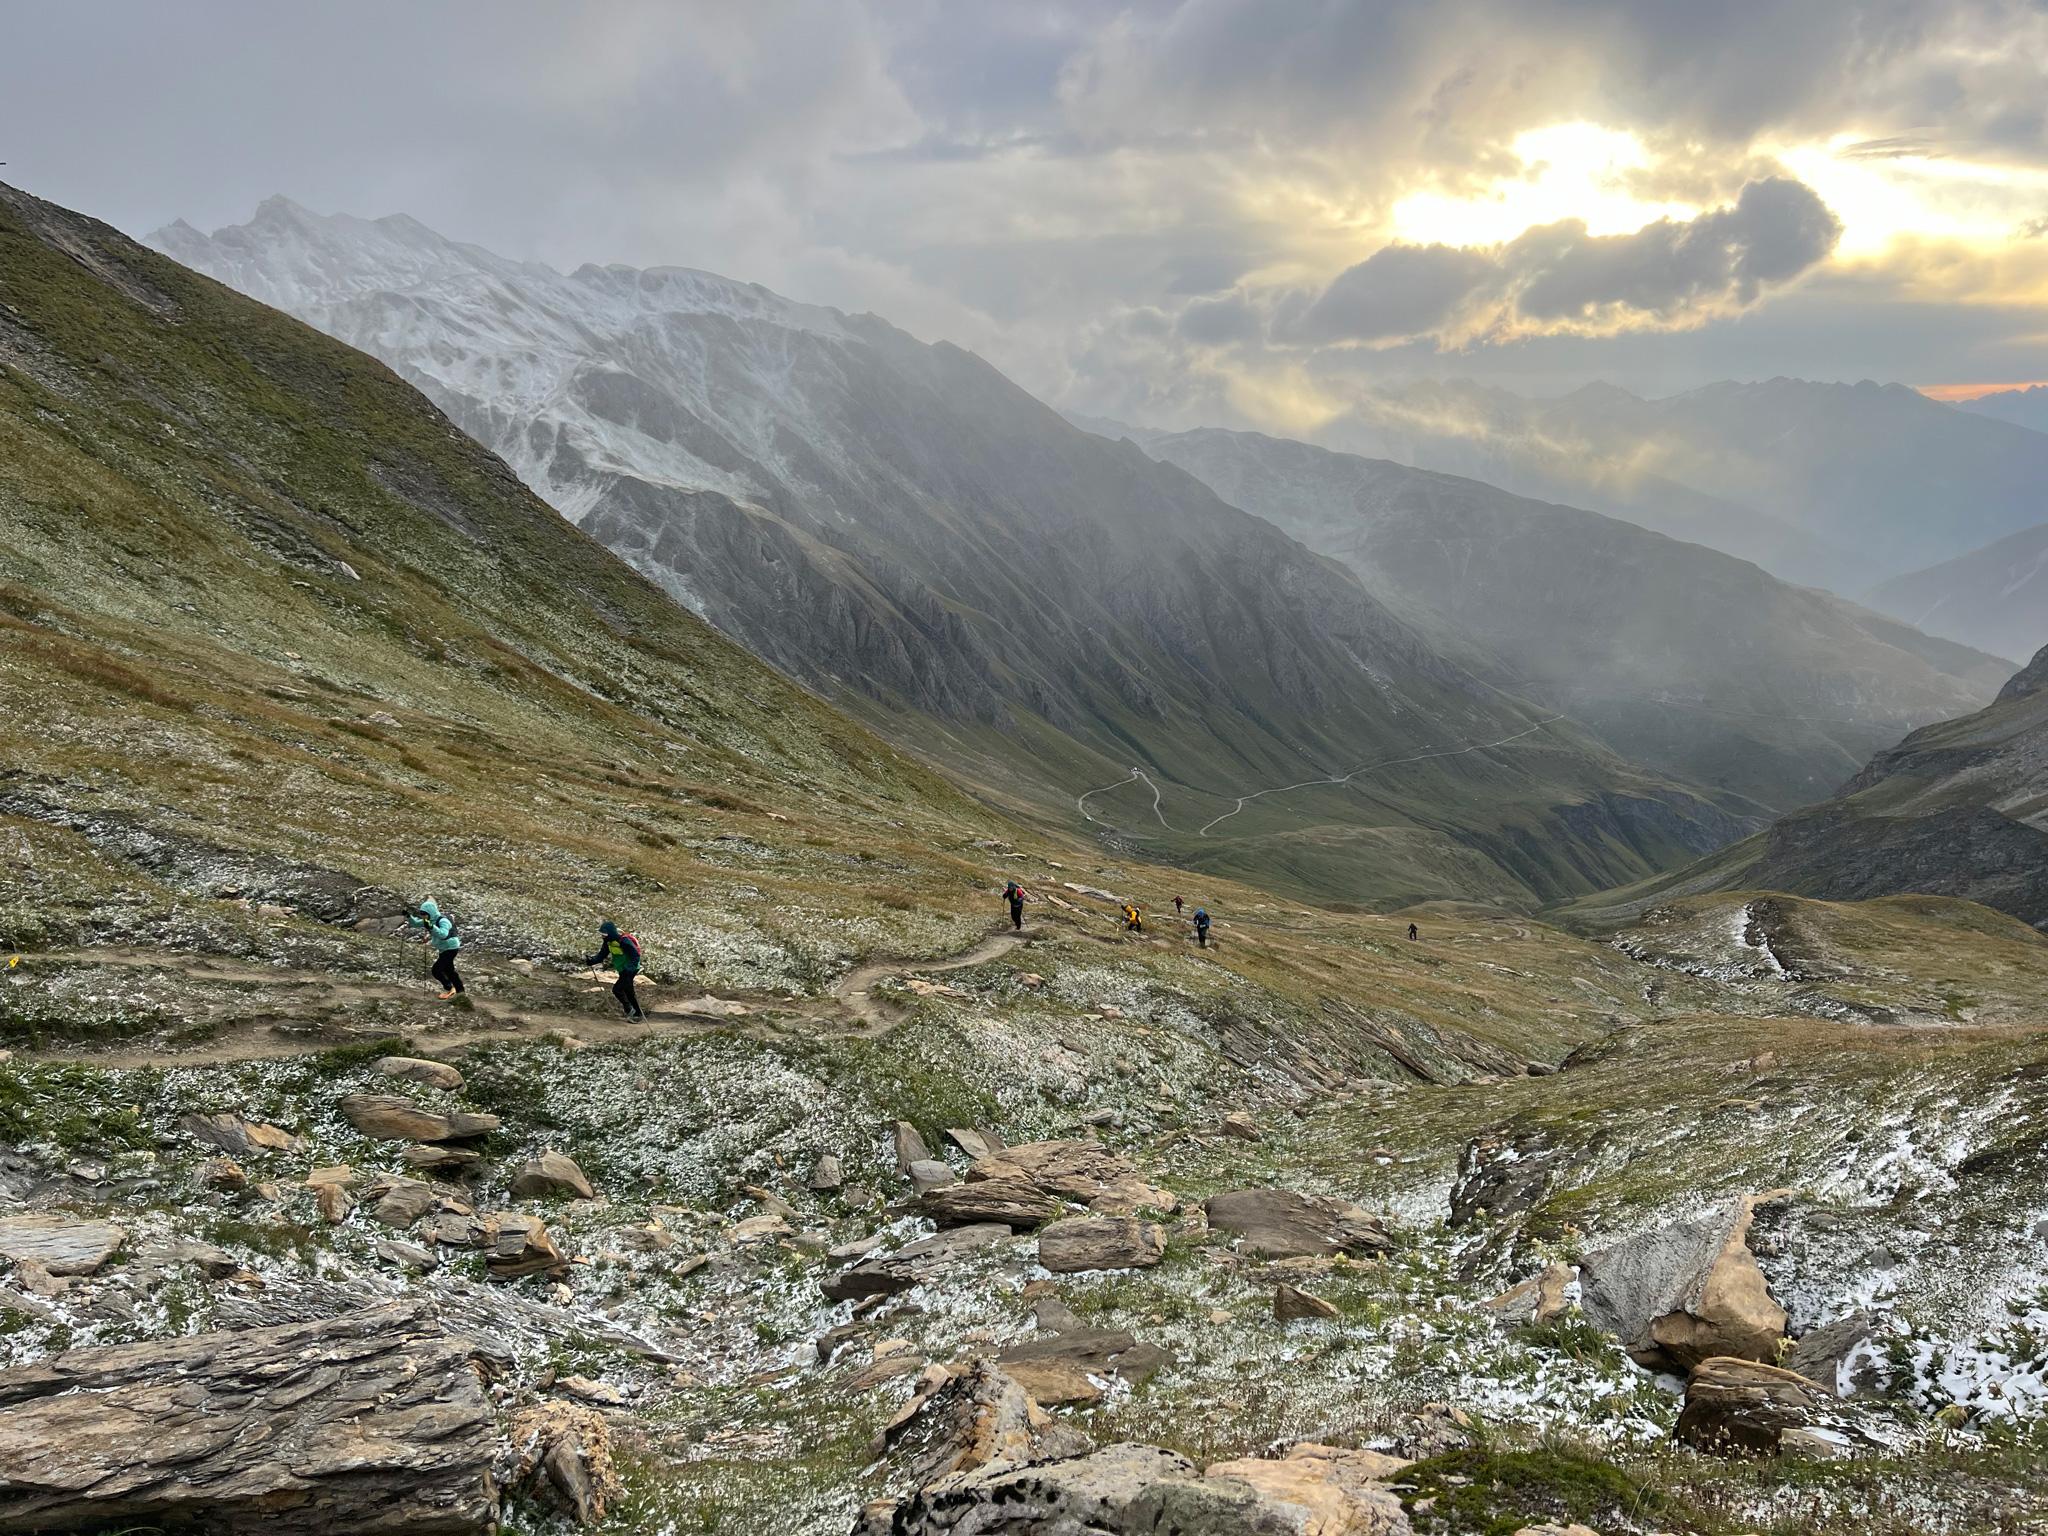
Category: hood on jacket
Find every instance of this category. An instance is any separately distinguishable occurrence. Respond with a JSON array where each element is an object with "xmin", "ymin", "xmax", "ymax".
[
  {"xmin": 419, "ymin": 899, "xmax": 441, "ymax": 919},
  {"xmin": 599, "ymin": 921, "xmax": 619, "ymax": 937}
]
